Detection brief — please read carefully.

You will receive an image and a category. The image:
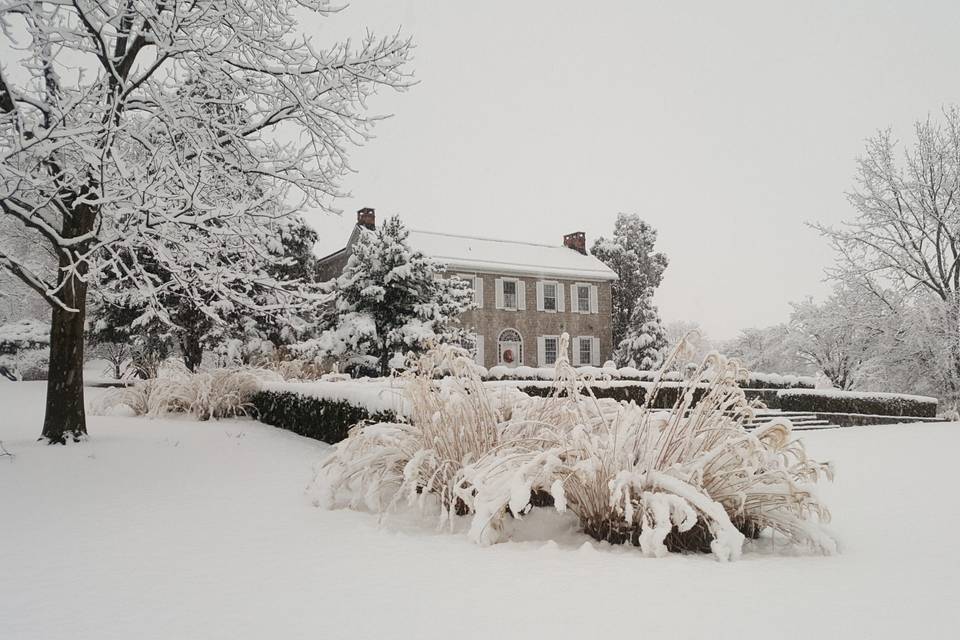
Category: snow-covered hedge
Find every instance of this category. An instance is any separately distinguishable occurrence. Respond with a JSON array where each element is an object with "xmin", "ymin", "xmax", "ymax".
[
  {"xmin": 250, "ymin": 391, "xmax": 397, "ymax": 443},
  {"xmin": 513, "ymin": 380, "xmax": 703, "ymax": 408},
  {"xmin": 778, "ymin": 389, "xmax": 938, "ymax": 418},
  {"xmin": 484, "ymin": 365, "xmax": 815, "ymax": 389}
]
